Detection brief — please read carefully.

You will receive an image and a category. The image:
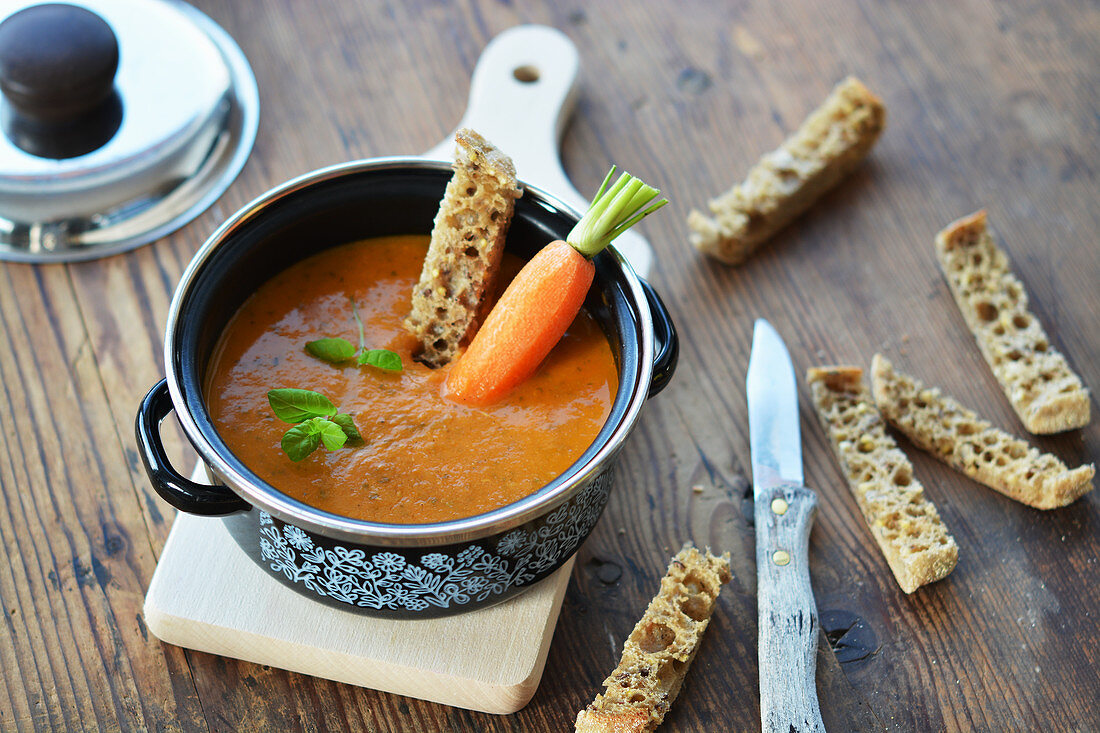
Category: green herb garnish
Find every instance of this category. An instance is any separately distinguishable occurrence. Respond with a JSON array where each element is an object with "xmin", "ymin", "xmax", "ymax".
[
  {"xmin": 358, "ymin": 348, "xmax": 403, "ymax": 371},
  {"xmin": 305, "ymin": 299, "xmax": 403, "ymax": 372},
  {"xmin": 329, "ymin": 412, "xmax": 362, "ymax": 443},
  {"xmin": 305, "ymin": 337, "xmax": 357, "ymax": 363},
  {"xmin": 267, "ymin": 389, "xmax": 362, "ymax": 462},
  {"xmin": 267, "ymin": 388, "xmax": 337, "ymax": 422}
]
